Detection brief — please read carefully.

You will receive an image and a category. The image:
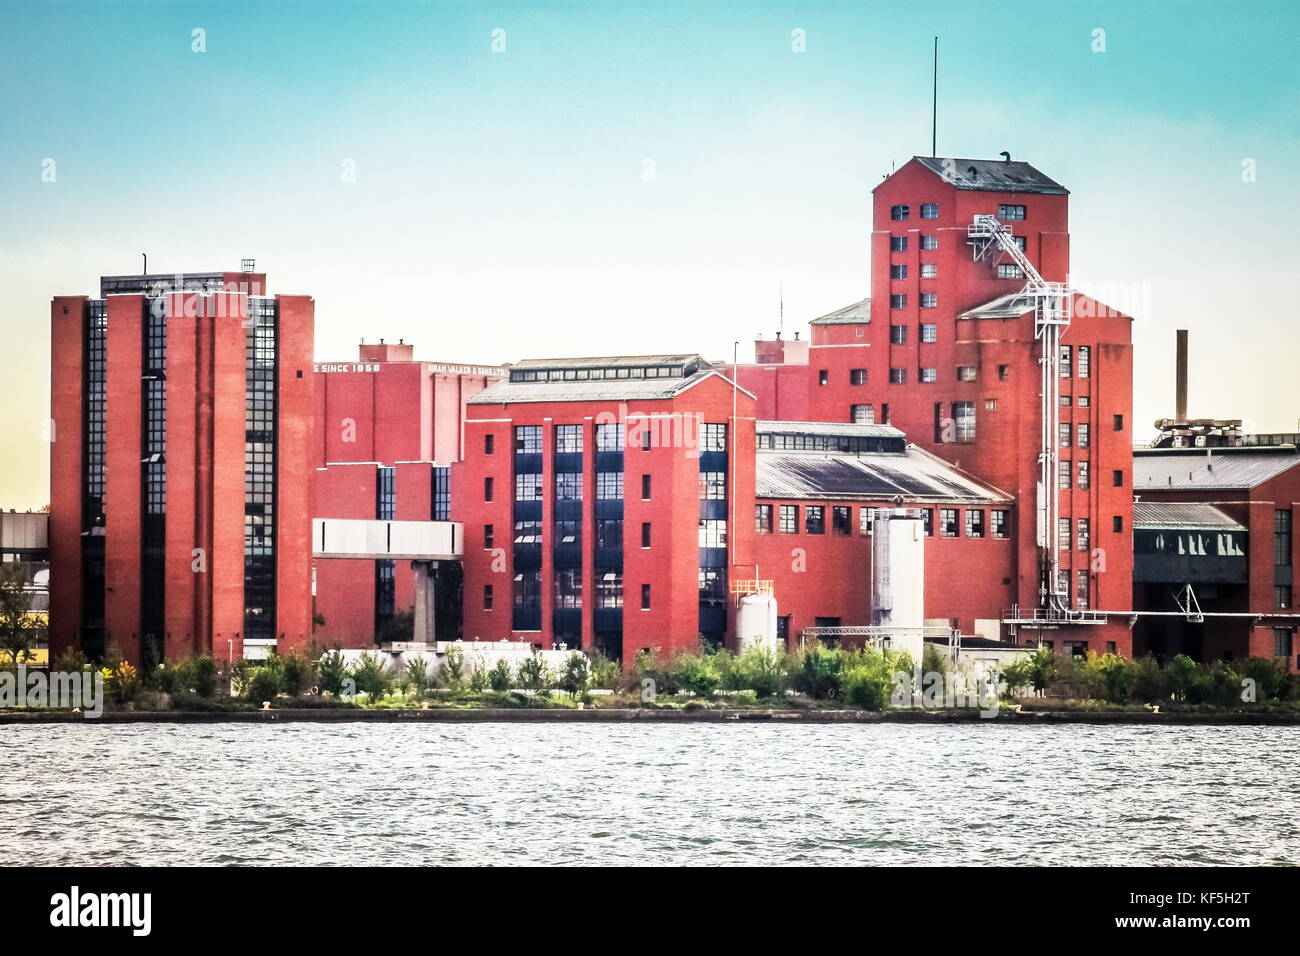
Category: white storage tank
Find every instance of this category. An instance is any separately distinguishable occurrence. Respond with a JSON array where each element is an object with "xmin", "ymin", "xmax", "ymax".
[
  {"xmin": 871, "ymin": 508, "xmax": 925, "ymax": 661},
  {"xmin": 736, "ymin": 592, "xmax": 779, "ymax": 655}
]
